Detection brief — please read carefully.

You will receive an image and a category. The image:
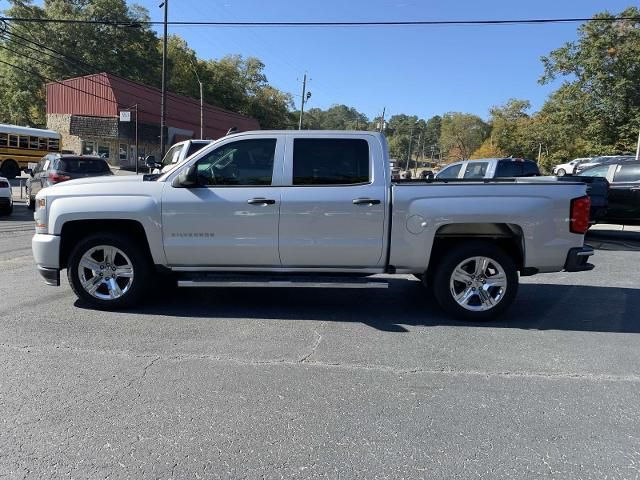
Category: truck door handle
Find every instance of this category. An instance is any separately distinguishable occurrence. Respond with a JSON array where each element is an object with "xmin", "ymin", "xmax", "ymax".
[
  {"xmin": 352, "ymin": 198, "xmax": 381, "ymax": 205},
  {"xmin": 247, "ymin": 198, "xmax": 276, "ymax": 205}
]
